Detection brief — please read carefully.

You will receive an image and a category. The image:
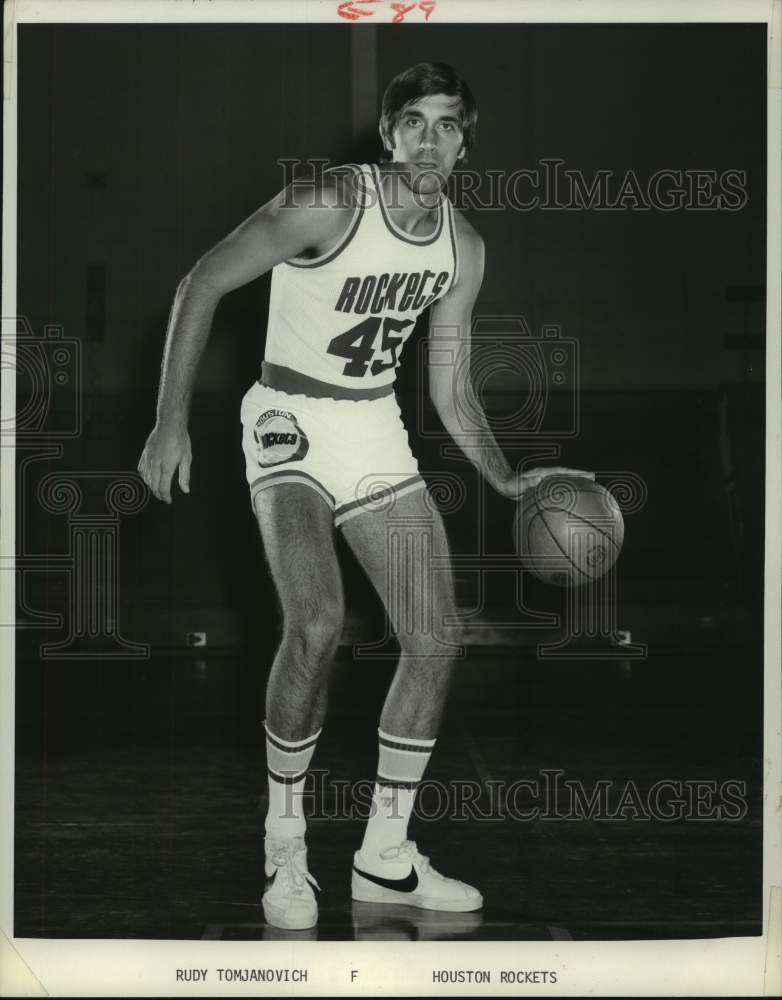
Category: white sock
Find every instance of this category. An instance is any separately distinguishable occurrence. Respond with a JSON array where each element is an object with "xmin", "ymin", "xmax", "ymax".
[
  {"xmin": 264, "ymin": 721, "xmax": 321, "ymax": 842},
  {"xmin": 359, "ymin": 729, "xmax": 436, "ymax": 871}
]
